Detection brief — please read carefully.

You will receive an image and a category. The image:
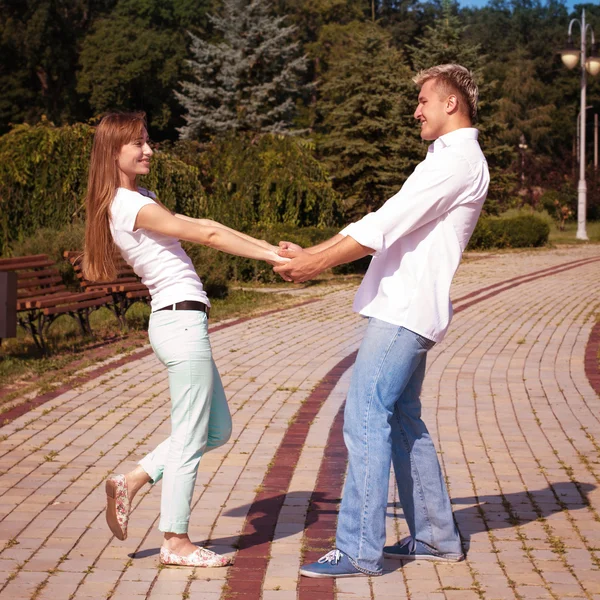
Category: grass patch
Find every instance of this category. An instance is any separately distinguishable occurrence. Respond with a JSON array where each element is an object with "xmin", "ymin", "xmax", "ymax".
[{"xmin": 548, "ymin": 221, "xmax": 600, "ymax": 244}]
